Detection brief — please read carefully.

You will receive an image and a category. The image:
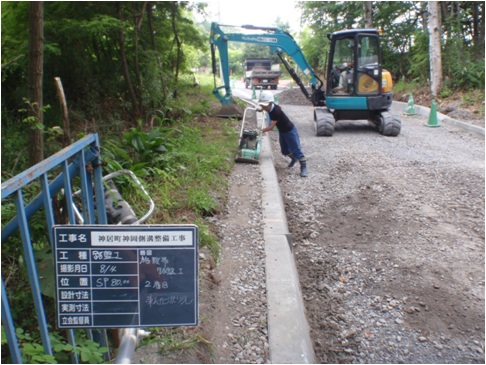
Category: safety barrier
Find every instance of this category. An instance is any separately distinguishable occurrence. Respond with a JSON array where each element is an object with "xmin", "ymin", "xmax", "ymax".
[{"xmin": 1, "ymin": 134, "xmax": 122, "ymax": 363}]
